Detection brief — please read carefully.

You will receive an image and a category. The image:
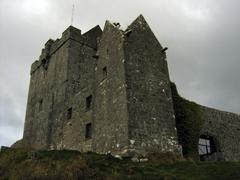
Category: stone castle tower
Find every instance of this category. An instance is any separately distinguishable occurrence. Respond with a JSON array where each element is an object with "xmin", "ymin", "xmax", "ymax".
[
  {"xmin": 20, "ymin": 15, "xmax": 181, "ymax": 155},
  {"xmin": 14, "ymin": 15, "xmax": 240, "ymax": 161}
]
